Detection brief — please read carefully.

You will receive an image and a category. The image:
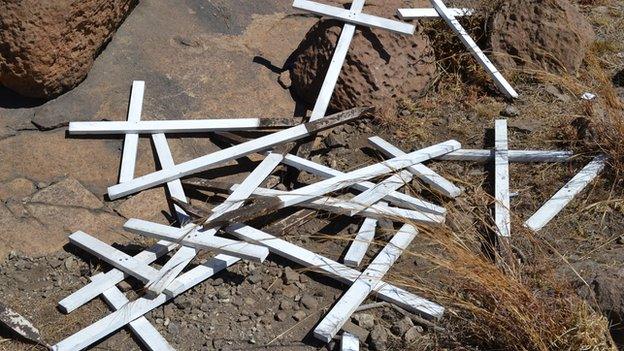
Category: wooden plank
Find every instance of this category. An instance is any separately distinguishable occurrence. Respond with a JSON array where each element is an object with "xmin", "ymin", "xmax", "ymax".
[
  {"xmin": 368, "ymin": 136, "xmax": 462, "ymax": 198},
  {"xmin": 95, "ymin": 278, "xmax": 174, "ymax": 351},
  {"xmin": 397, "ymin": 8, "xmax": 473, "ymax": 19},
  {"xmin": 69, "ymin": 118, "xmax": 300, "ymax": 134},
  {"xmin": 428, "ymin": 0, "xmax": 518, "ymax": 99},
  {"xmin": 52, "ymin": 223, "xmax": 442, "ymax": 351},
  {"xmin": 107, "ymin": 107, "xmax": 368, "ymax": 199},
  {"xmin": 524, "ymin": 155, "xmax": 606, "ymax": 232},
  {"xmin": 494, "ymin": 120, "xmax": 510, "ymax": 237},
  {"xmin": 348, "ymin": 170, "xmax": 413, "ymax": 216},
  {"xmin": 314, "ymin": 224, "xmax": 418, "ymax": 342},
  {"xmin": 344, "ymin": 216, "xmax": 378, "ymax": 267},
  {"xmin": 143, "ymin": 153, "xmax": 282, "ymax": 296},
  {"xmin": 308, "ymin": 0, "xmax": 364, "ymax": 121},
  {"xmin": 280, "ymin": 153, "xmax": 446, "ymax": 214},
  {"xmin": 207, "ymin": 141, "xmax": 459, "ymax": 227},
  {"xmin": 228, "ymin": 185, "xmax": 445, "ymax": 224},
  {"xmin": 51, "ymin": 253, "xmax": 241, "ymax": 351},
  {"xmin": 341, "ymin": 332, "xmax": 359, "ymax": 351},
  {"xmin": 58, "ymin": 240, "xmax": 176, "ymax": 313},
  {"xmin": 435, "ymin": 149, "xmax": 573, "ymax": 163},
  {"xmin": 118, "ymin": 81, "xmax": 145, "ymax": 183},
  {"xmin": 292, "ymin": 0, "xmax": 414, "ymax": 35},
  {"xmin": 151, "ymin": 133, "xmax": 189, "ymax": 224},
  {"xmin": 69, "ymin": 231, "xmax": 162, "ymax": 284},
  {"xmin": 226, "ymin": 224, "xmax": 443, "ymax": 318}
]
